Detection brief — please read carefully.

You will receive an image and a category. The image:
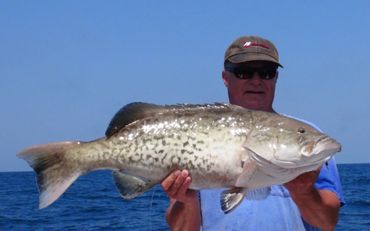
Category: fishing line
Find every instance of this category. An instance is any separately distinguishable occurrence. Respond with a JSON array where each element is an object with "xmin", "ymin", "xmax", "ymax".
[{"xmin": 148, "ymin": 186, "xmax": 158, "ymax": 231}]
